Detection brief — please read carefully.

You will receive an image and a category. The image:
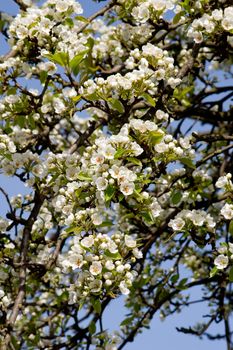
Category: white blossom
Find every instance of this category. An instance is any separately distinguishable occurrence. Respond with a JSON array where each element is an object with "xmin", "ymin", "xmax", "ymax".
[{"xmin": 214, "ymin": 255, "xmax": 229, "ymax": 269}]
